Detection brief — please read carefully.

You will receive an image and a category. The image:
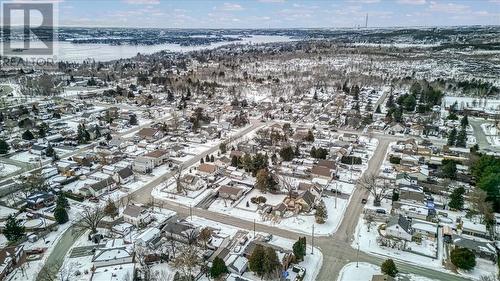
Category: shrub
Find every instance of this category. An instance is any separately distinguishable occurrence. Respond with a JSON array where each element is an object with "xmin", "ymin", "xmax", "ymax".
[
  {"xmin": 389, "ymin": 156, "xmax": 401, "ymax": 164},
  {"xmin": 451, "ymin": 248, "xmax": 476, "ymax": 271},
  {"xmin": 381, "ymin": 259, "xmax": 398, "ymax": 277}
]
